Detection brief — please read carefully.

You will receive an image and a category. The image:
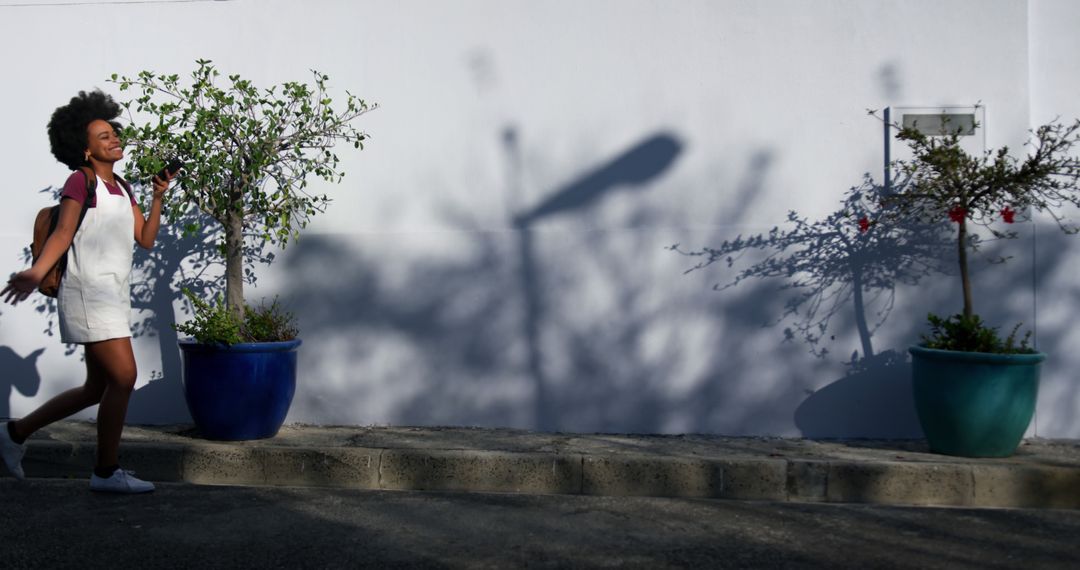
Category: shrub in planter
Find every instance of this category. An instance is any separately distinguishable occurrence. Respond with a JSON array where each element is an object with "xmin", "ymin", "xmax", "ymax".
[
  {"xmin": 174, "ymin": 289, "xmax": 298, "ymax": 346},
  {"xmin": 874, "ymin": 109, "xmax": 1080, "ymax": 456}
]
